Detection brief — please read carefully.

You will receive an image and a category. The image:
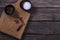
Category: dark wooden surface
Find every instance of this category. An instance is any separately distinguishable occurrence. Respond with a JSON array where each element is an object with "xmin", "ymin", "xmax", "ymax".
[{"xmin": 1, "ymin": 0, "xmax": 60, "ymax": 40}]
